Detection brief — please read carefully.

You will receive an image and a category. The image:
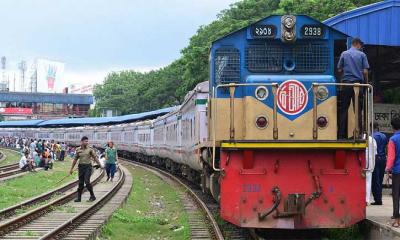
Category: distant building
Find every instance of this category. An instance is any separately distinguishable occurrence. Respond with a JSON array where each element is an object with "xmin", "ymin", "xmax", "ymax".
[
  {"xmin": 0, "ymin": 91, "xmax": 93, "ymax": 120},
  {"xmin": 69, "ymin": 84, "xmax": 94, "ymax": 94}
]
